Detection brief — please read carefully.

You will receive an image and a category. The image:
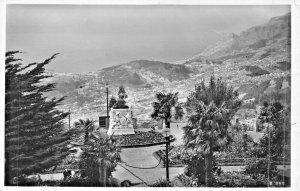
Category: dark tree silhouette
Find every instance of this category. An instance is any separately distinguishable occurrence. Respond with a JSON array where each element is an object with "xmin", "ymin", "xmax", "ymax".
[
  {"xmin": 183, "ymin": 75, "xmax": 241, "ymax": 186},
  {"xmin": 5, "ymin": 51, "xmax": 74, "ymax": 184},
  {"xmin": 74, "ymin": 118, "xmax": 95, "ymax": 144},
  {"xmin": 151, "ymin": 92, "xmax": 184, "ymax": 128}
]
